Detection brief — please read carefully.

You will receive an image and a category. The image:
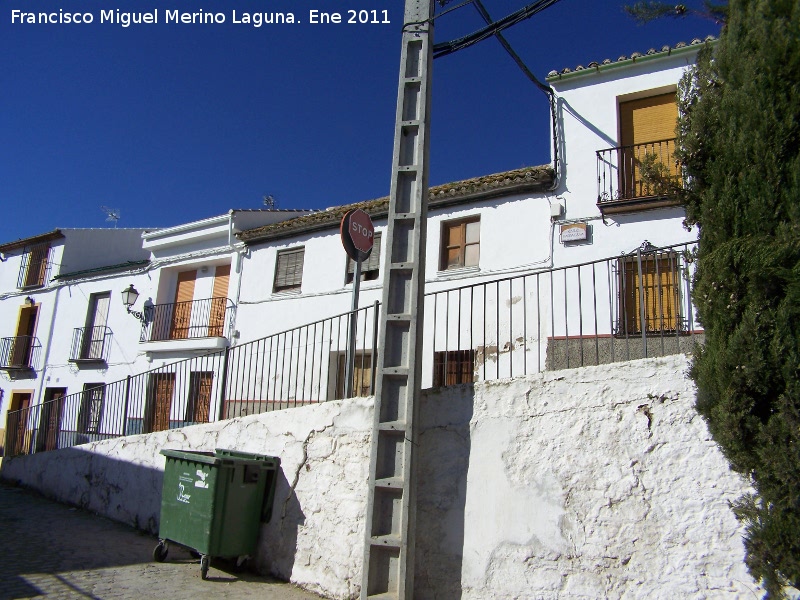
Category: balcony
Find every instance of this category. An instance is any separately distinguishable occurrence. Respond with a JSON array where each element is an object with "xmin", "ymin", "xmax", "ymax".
[
  {"xmin": 0, "ymin": 336, "xmax": 42, "ymax": 372},
  {"xmin": 17, "ymin": 243, "xmax": 52, "ymax": 289},
  {"xmin": 69, "ymin": 326, "xmax": 112, "ymax": 364},
  {"xmin": 596, "ymin": 138, "xmax": 684, "ymax": 215},
  {"xmin": 140, "ymin": 297, "xmax": 234, "ymax": 352}
]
